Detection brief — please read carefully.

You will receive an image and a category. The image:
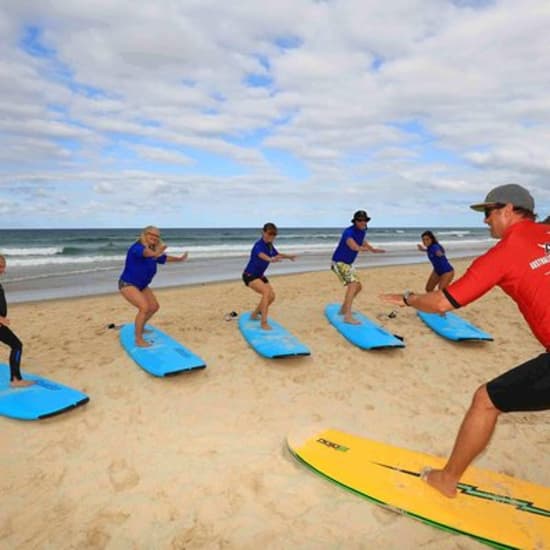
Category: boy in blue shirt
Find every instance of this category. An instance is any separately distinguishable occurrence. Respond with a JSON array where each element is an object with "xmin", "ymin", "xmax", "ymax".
[
  {"xmin": 242, "ymin": 223, "xmax": 296, "ymax": 330},
  {"xmin": 331, "ymin": 210, "xmax": 385, "ymax": 324}
]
